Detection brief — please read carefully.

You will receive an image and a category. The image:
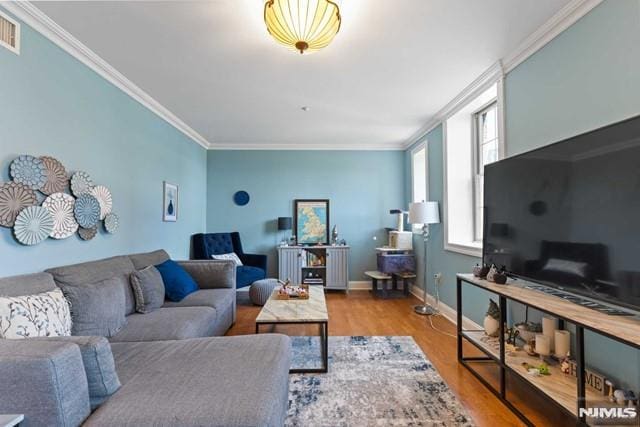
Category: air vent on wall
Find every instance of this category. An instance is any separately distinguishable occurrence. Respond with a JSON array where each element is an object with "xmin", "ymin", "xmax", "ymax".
[{"xmin": 0, "ymin": 10, "xmax": 20, "ymax": 54}]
